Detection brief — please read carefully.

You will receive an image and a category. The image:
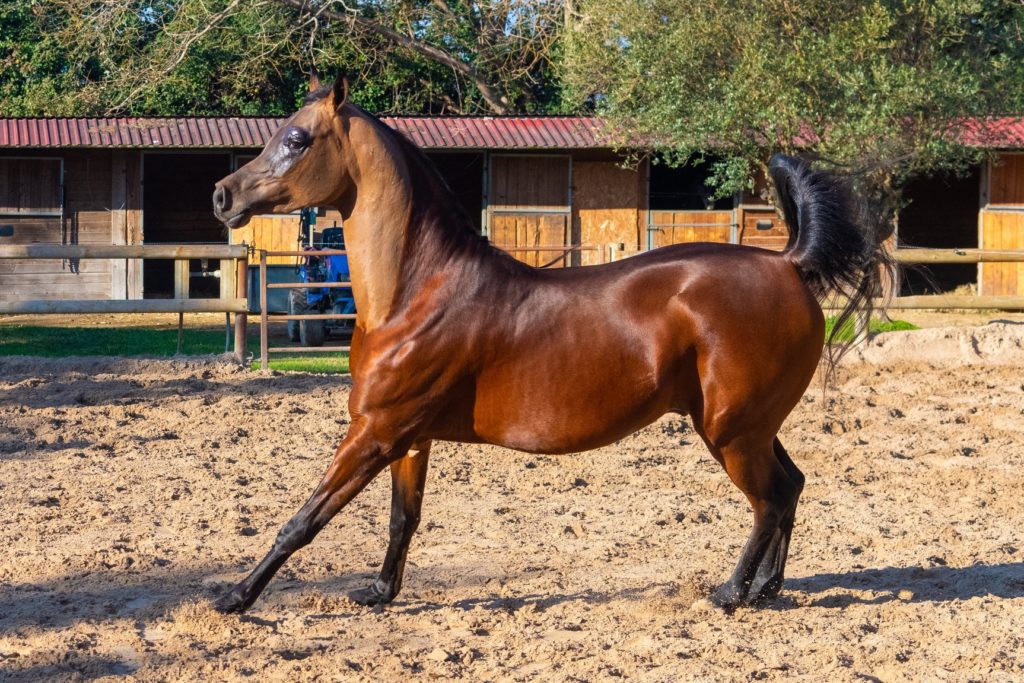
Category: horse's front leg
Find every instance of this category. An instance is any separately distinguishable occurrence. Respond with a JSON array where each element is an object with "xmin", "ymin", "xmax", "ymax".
[
  {"xmin": 214, "ymin": 419, "xmax": 394, "ymax": 613},
  {"xmin": 348, "ymin": 440, "xmax": 431, "ymax": 605}
]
